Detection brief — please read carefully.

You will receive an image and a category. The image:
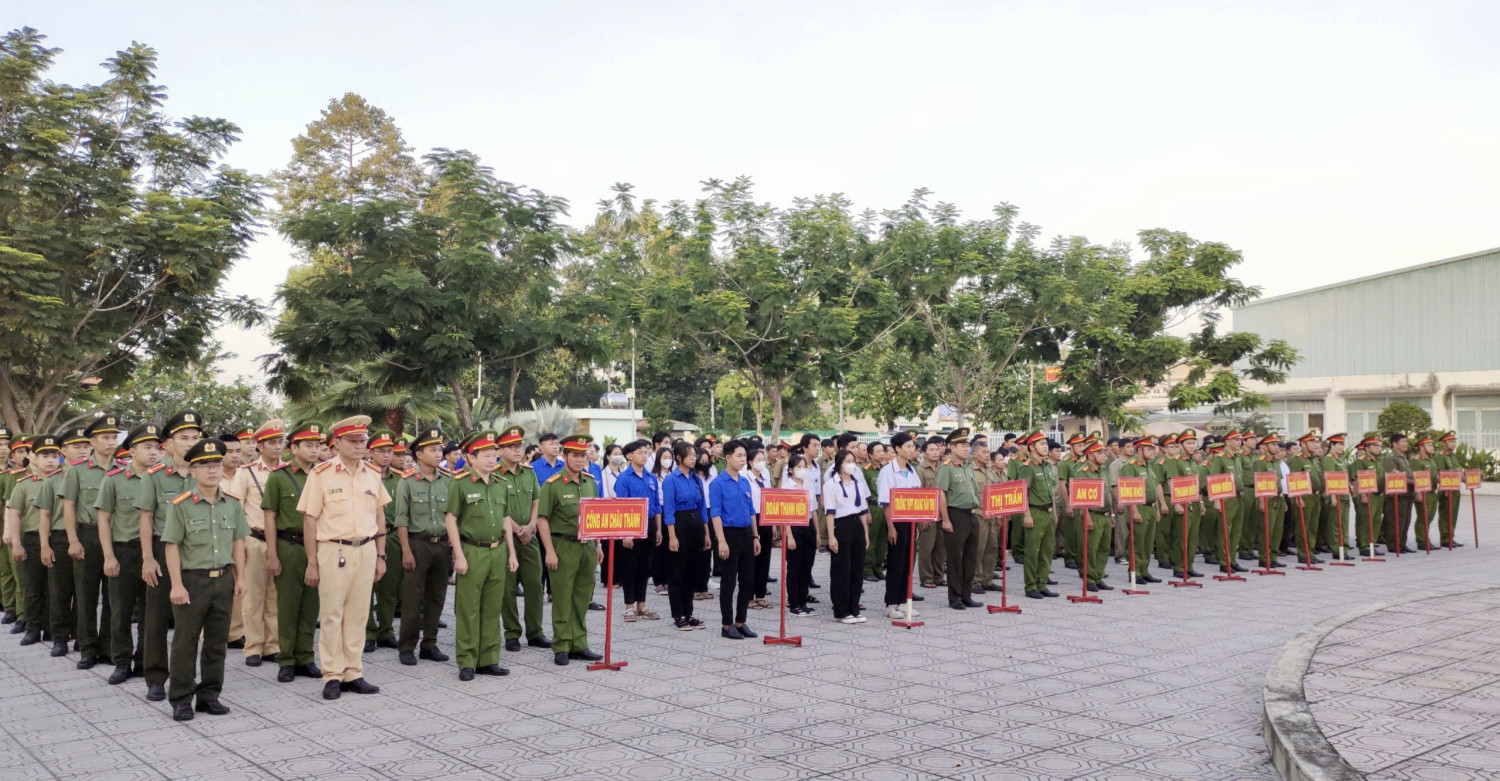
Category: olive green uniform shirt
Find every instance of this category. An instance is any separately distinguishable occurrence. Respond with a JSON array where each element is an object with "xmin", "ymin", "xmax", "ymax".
[
  {"xmin": 537, "ymin": 471, "xmax": 598, "ymax": 538},
  {"xmin": 936, "ymin": 458, "xmax": 981, "ymax": 510},
  {"xmin": 495, "ymin": 463, "xmax": 538, "ymax": 528},
  {"xmin": 7, "ymin": 471, "xmax": 57, "ymax": 533},
  {"xmin": 444, "ymin": 470, "xmax": 511, "ymax": 545},
  {"xmin": 160, "ymin": 489, "xmax": 250, "ymax": 570},
  {"xmin": 95, "ymin": 465, "xmax": 150, "ymax": 543},
  {"xmin": 260, "ymin": 464, "xmax": 309, "ymax": 532},
  {"xmin": 134, "ymin": 461, "xmax": 194, "ymax": 537},
  {"xmin": 393, "ymin": 468, "xmax": 454, "ymax": 537},
  {"xmin": 60, "ymin": 456, "xmax": 114, "ymax": 526},
  {"xmin": 1016, "ymin": 457, "xmax": 1057, "ymax": 507}
]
